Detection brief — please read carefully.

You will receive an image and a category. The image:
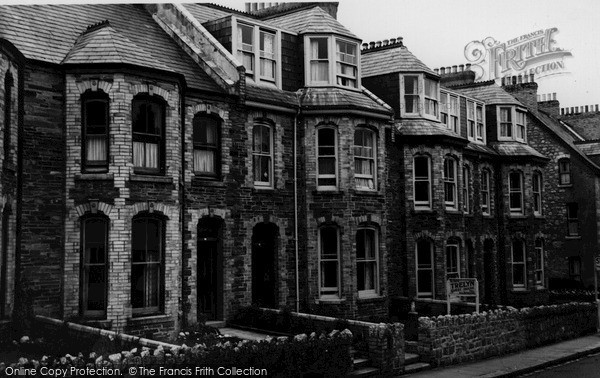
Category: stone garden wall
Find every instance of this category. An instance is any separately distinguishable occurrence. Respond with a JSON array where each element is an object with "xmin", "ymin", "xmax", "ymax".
[{"xmin": 417, "ymin": 302, "xmax": 596, "ymax": 366}]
